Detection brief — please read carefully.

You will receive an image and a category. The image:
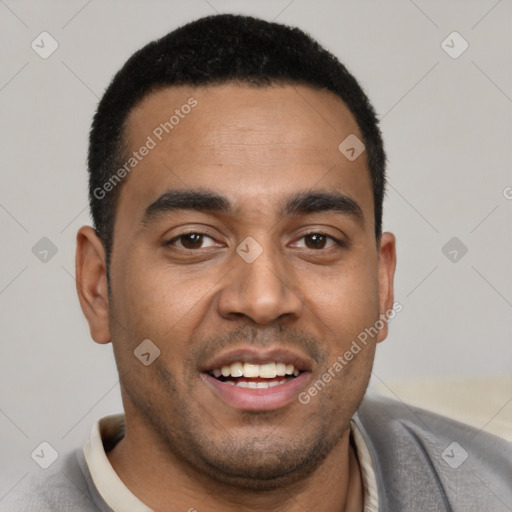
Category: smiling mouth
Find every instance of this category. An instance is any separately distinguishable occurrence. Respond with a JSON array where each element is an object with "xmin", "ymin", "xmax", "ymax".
[{"xmin": 208, "ymin": 361, "xmax": 302, "ymax": 389}]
